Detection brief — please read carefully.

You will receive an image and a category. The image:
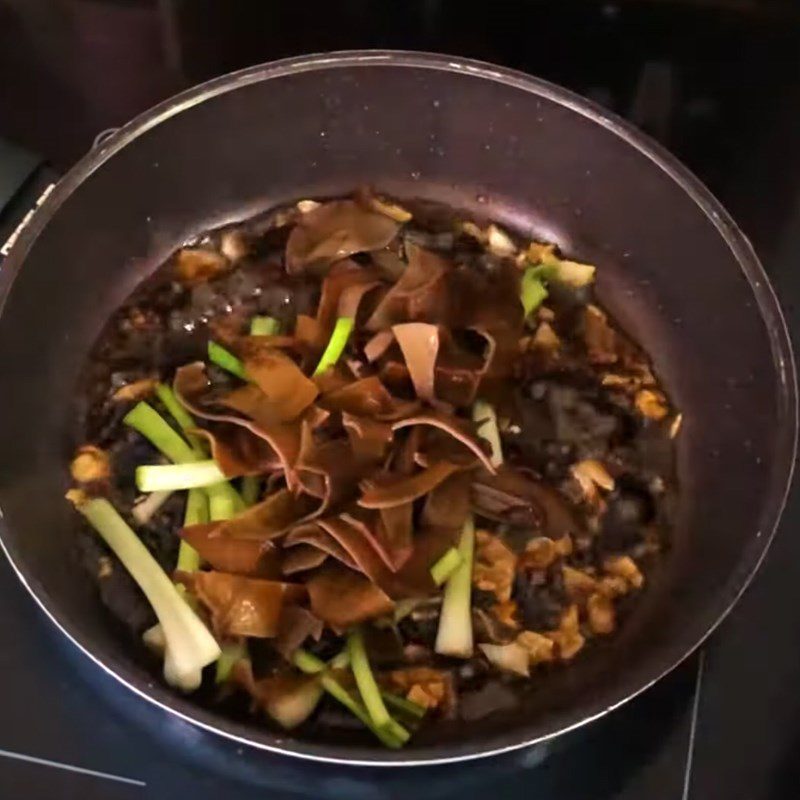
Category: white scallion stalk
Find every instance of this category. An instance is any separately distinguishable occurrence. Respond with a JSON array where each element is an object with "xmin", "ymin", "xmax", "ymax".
[
  {"xmin": 267, "ymin": 679, "xmax": 324, "ymax": 730},
  {"xmin": 430, "ymin": 547, "xmax": 462, "ymax": 586},
  {"xmin": 131, "ymin": 490, "xmax": 173, "ymax": 525},
  {"xmin": 70, "ymin": 494, "xmax": 220, "ymax": 690},
  {"xmin": 472, "ymin": 400, "xmax": 504, "ymax": 468},
  {"xmin": 435, "ymin": 515, "xmax": 475, "ymax": 658},
  {"xmin": 136, "ymin": 460, "xmax": 227, "ymax": 492}
]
